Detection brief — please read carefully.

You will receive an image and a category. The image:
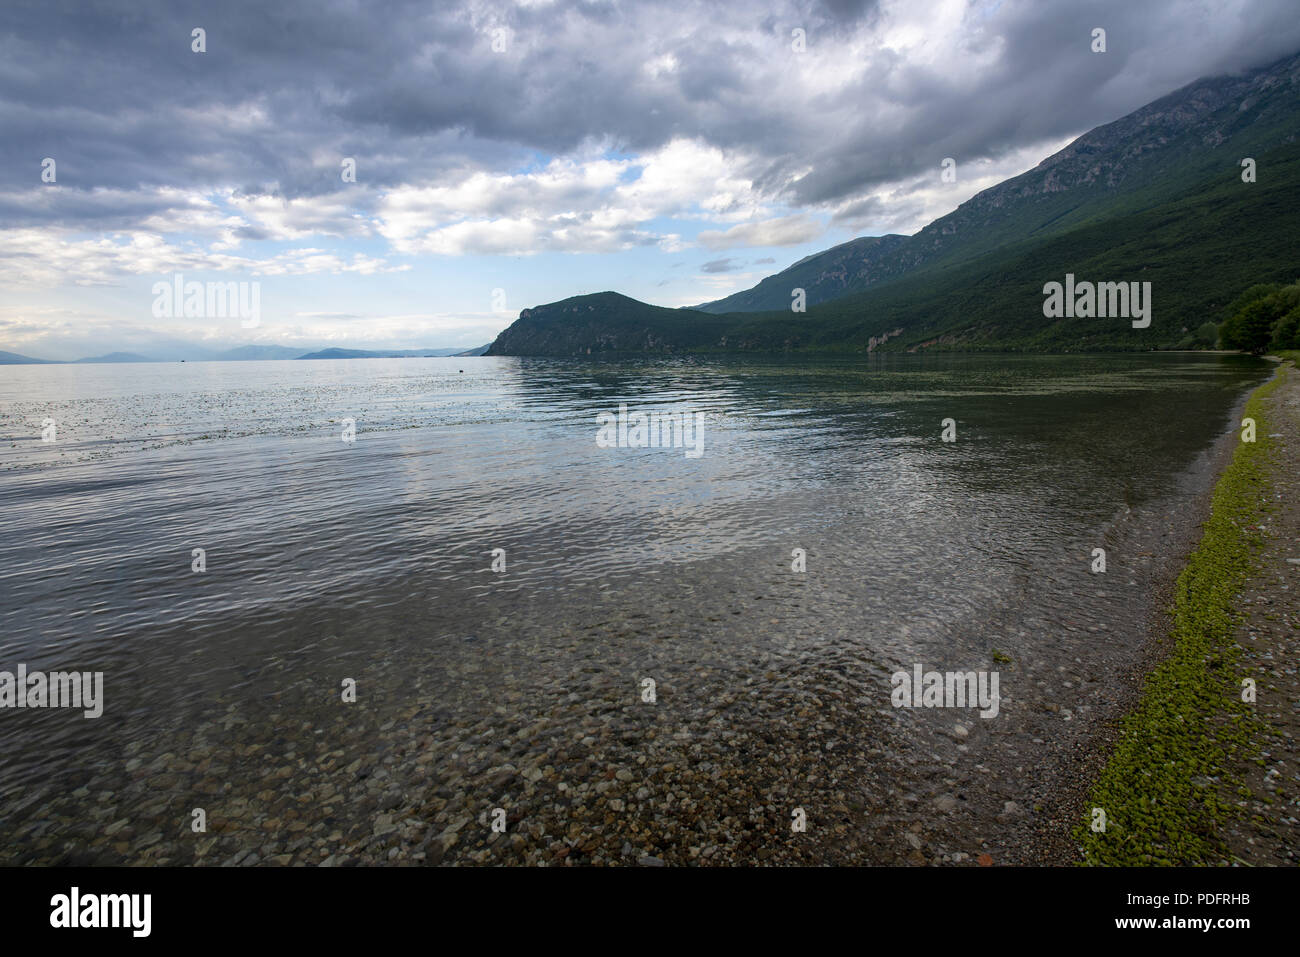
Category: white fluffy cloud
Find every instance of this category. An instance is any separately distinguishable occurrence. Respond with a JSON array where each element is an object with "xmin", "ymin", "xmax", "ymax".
[
  {"xmin": 697, "ymin": 214, "xmax": 826, "ymax": 250},
  {"xmin": 0, "ymin": 226, "xmax": 406, "ymax": 287},
  {"xmin": 374, "ymin": 139, "xmax": 773, "ymax": 257}
]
